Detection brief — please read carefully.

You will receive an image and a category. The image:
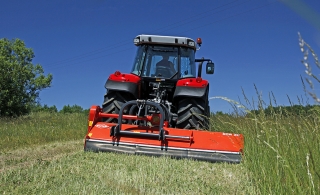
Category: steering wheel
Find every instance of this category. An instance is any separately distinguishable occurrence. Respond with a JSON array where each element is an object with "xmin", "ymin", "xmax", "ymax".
[{"xmin": 155, "ymin": 66, "xmax": 173, "ymax": 78}]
